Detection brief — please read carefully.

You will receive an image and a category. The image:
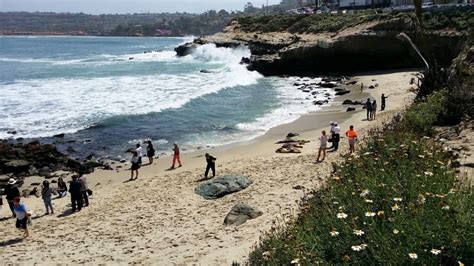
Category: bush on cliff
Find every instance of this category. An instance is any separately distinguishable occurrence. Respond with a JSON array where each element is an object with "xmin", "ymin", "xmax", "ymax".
[{"xmin": 245, "ymin": 91, "xmax": 473, "ymax": 265}]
